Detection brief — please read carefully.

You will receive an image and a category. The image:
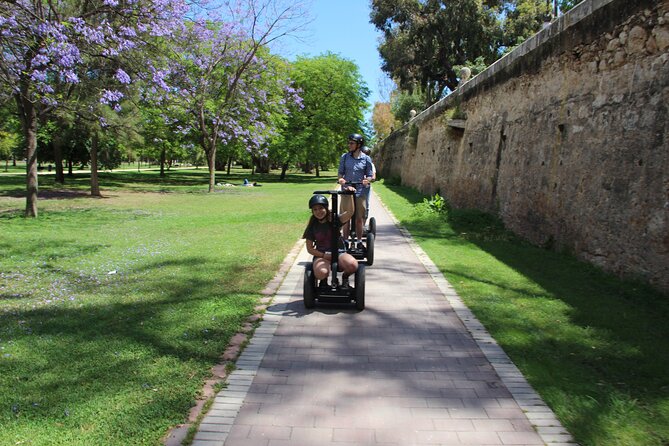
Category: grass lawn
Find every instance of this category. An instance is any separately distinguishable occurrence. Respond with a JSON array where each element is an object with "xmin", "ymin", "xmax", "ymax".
[
  {"xmin": 3, "ymin": 168, "xmax": 668, "ymax": 446},
  {"xmin": 373, "ymin": 180, "xmax": 669, "ymax": 446},
  {"xmin": 0, "ymin": 168, "xmax": 336, "ymax": 445}
]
